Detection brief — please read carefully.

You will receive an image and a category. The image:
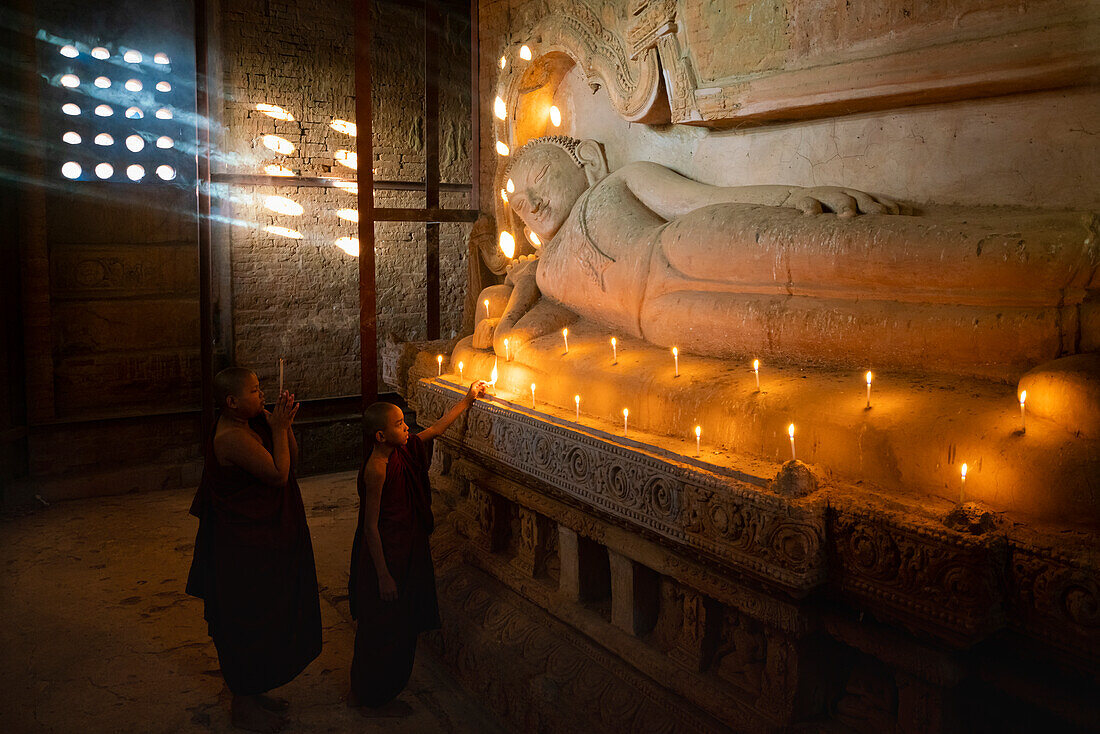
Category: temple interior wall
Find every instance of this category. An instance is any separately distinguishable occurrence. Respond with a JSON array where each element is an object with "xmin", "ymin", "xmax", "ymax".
[
  {"xmin": 477, "ymin": 0, "xmax": 1099, "ymax": 212},
  {"xmin": 219, "ymin": 0, "xmax": 473, "ymax": 398}
]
